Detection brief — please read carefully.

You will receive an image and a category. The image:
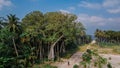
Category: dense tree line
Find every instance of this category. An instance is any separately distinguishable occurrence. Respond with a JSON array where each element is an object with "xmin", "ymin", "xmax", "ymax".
[
  {"xmin": 95, "ymin": 29, "xmax": 120, "ymax": 44},
  {"xmin": 0, "ymin": 11, "xmax": 90, "ymax": 67}
]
